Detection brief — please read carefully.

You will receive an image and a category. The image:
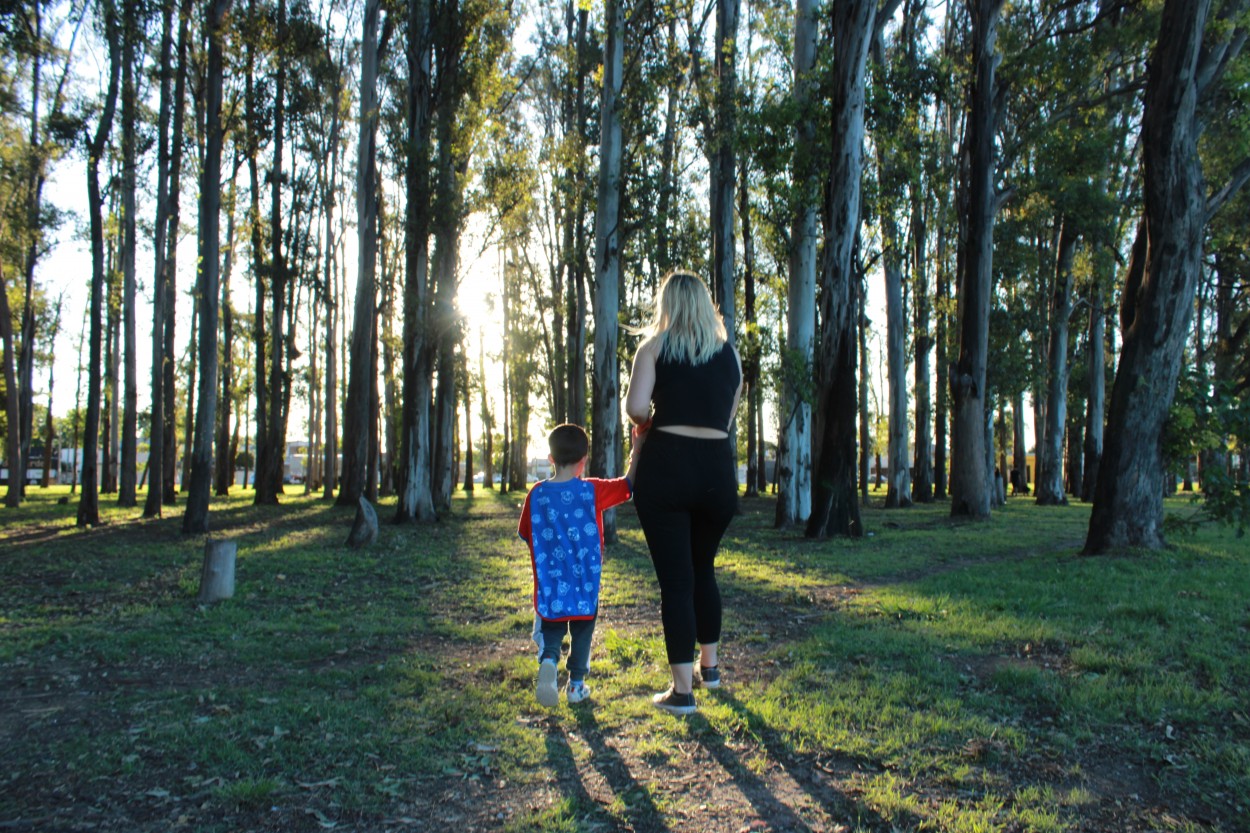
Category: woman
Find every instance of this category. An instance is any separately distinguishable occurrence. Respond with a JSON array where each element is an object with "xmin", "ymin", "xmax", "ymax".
[{"xmin": 626, "ymin": 270, "xmax": 742, "ymax": 715}]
